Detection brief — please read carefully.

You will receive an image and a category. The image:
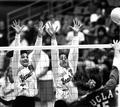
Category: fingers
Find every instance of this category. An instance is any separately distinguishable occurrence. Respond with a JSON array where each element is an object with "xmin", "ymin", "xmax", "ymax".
[
  {"xmin": 112, "ymin": 40, "xmax": 120, "ymax": 47},
  {"xmin": 88, "ymin": 79, "xmax": 96, "ymax": 89},
  {"xmin": 38, "ymin": 21, "xmax": 45, "ymax": 32},
  {"xmin": 73, "ymin": 18, "xmax": 81, "ymax": 26},
  {"xmin": 71, "ymin": 18, "xmax": 83, "ymax": 32},
  {"xmin": 45, "ymin": 21, "xmax": 56, "ymax": 36},
  {"xmin": 11, "ymin": 20, "xmax": 21, "ymax": 28}
]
